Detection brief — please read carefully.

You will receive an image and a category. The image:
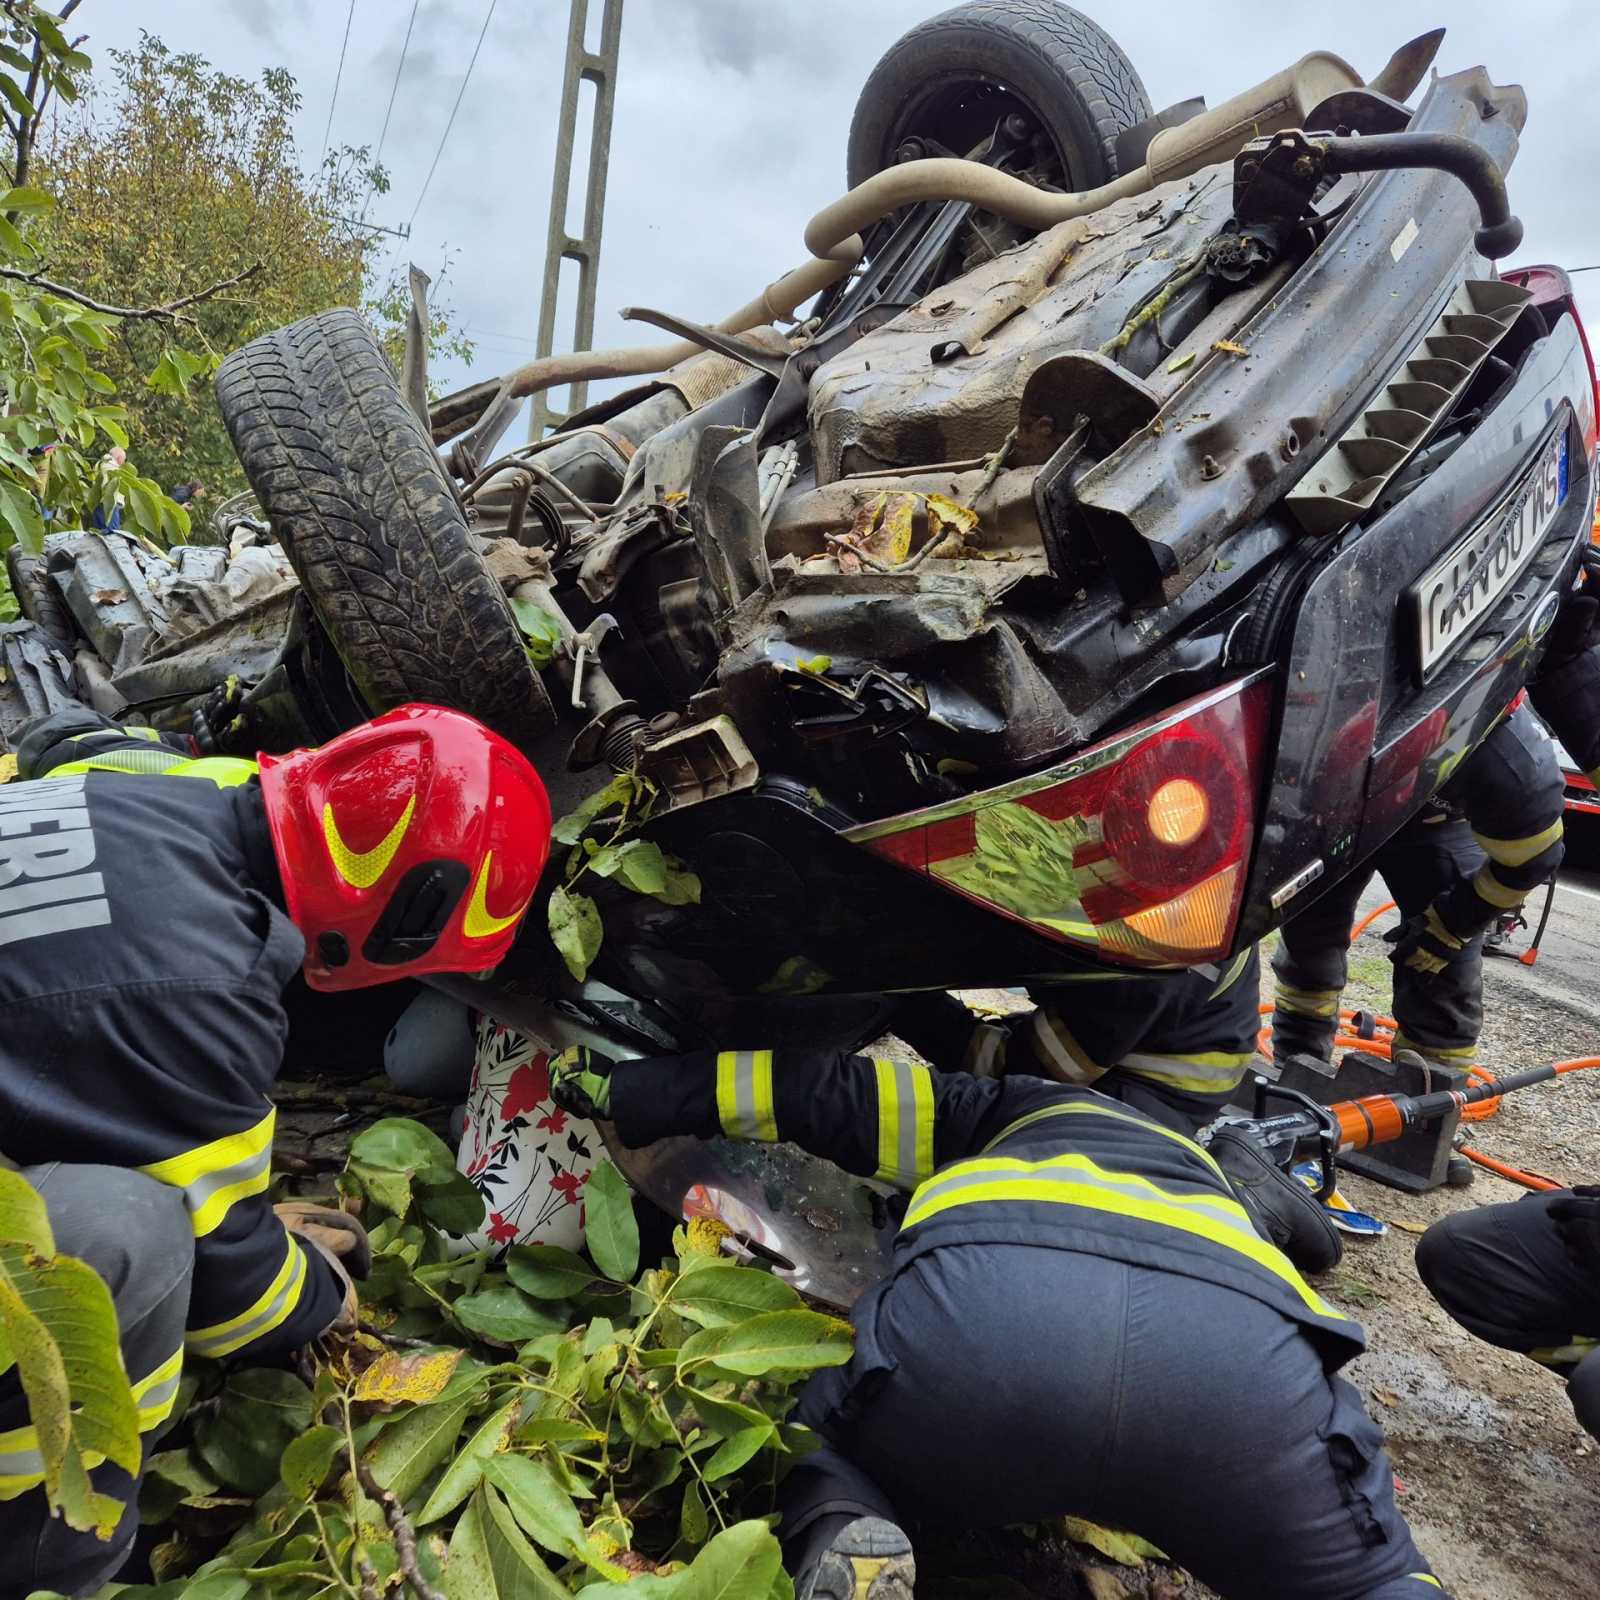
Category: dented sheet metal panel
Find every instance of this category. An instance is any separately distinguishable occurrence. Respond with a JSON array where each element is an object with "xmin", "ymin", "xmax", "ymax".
[
  {"xmin": 806, "ymin": 171, "xmax": 1243, "ymax": 484},
  {"xmin": 1071, "ymin": 67, "xmax": 1526, "ymax": 605}
]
